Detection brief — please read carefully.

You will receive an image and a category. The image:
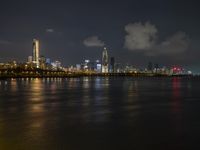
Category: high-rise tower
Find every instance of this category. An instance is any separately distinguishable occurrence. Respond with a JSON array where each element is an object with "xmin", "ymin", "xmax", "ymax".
[
  {"xmin": 110, "ymin": 57, "xmax": 115, "ymax": 73},
  {"xmin": 32, "ymin": 39, "xmax": 40, "ymax": 68},
  {"xmin": 102, "ymin": 47, "xmax": 109, "ymax": 73}
]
